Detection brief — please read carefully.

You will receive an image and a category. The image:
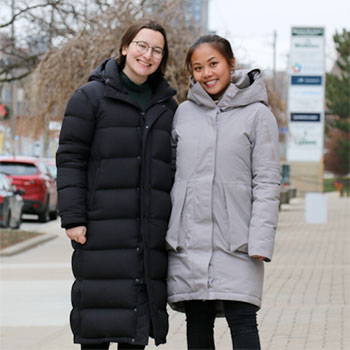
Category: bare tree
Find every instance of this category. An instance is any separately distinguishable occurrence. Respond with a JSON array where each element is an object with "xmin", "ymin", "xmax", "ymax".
[
  {"xmin": 5, "ymin": 0, "xmax": 285, "ymax": 153},
  {"xmin": 22, "ymin": 0, "xmax": 198, "ymax": 141},
  {"xmin": 0, "ymin": 0, "xmax": 116, "ymax": 83},
  {"xmin": 264, "ymin": 78, "xmax": 287, "ymax": 159}
]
